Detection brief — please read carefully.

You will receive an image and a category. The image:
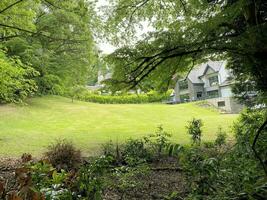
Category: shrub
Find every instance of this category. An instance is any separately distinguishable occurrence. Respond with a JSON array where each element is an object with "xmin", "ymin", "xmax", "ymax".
[
  {"xmin": 144, "ymin": 125, "xmax": 172, "ymax": 158},
  {"xmin": 179, "ymin": 109, "xmax": 267, "ymax": 199},
  {"xmin": 67, "ymin": 89, "xmax": 172, "ymax": 104},
  {"xmin": 29, "ymin": 161, "xmax": 72, "ymax": 199},
  {"xmin": 167, "ymin": 143, "xmax": 183, "ymax": 157},
  {"xmin": 203, "ymin": 141, "xmax": 215, "ymax": 148},
  {"xmin": 123, "ymin": 139, "xmax": 150, "ymax": 165},
  {"xmin": 44, "ymin": 140, "xmax": 82, "ymax": 171},
  {"xmin": 214, "ymin": 126, "xmax": 227, "ymax": 147},
  {"xmin": 102, "ymin": 140, "xmax": 122, "ymax": 164},
  {"xmin": 102, "ymin": 126, "xmax": 172, "ymax": 165},
  {"xmin": 186, "ymin": 118, "xmax": 203, "ymax": 145},
  {"xmin": 102, "ymin": 140, "xmax": 116, "ymax": 156},
  {"xmin": 0, "ymin": 50, "xmax": 39, "ymax": 103},
  {"xmin": 75, "ymin": 155, "xmax": 114, "ymax": 199},
  {"xmin": 37, "ymin": 74, "xmax": 64, "ymax": 95},
  {"xmin": 67, "ymin": 85, "xmax": 88, "ymax": 102},
  {"xmin": 233, "ymin": 108, "xmax": 267, "ymax": 158}
]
